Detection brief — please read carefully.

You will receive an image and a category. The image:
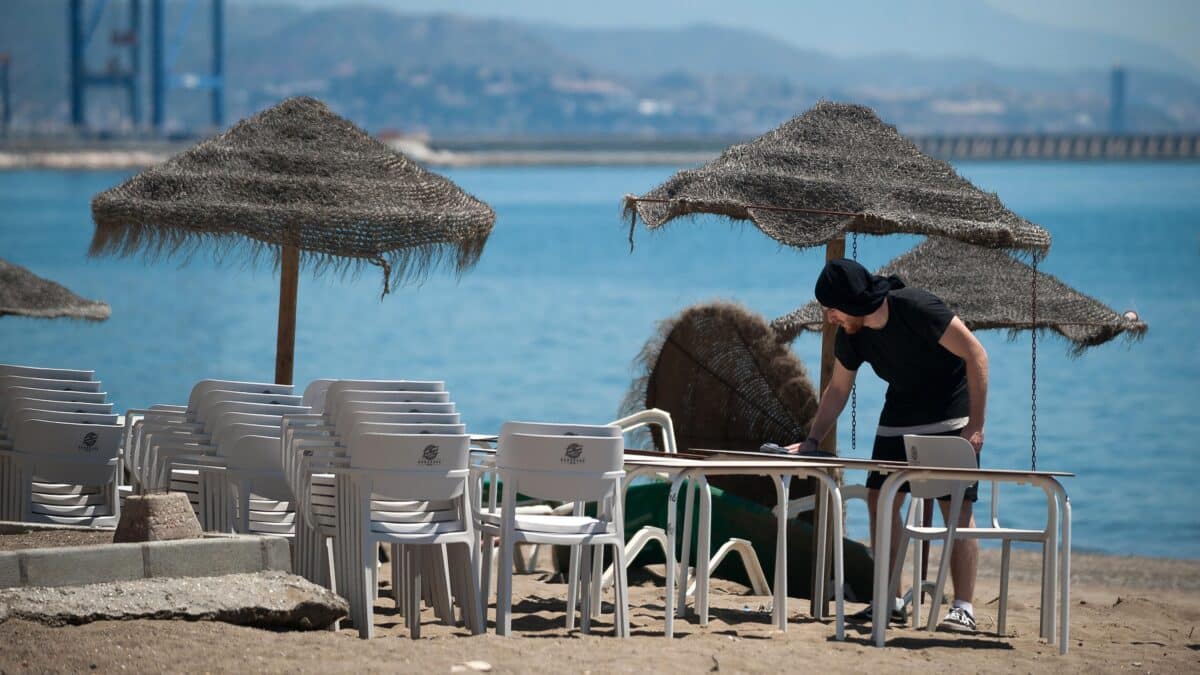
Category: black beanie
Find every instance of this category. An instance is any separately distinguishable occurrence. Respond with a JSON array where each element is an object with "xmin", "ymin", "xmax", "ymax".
[{"xmin": 814, "ymin": 259, "xmax": 905, "ymax": 316}]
